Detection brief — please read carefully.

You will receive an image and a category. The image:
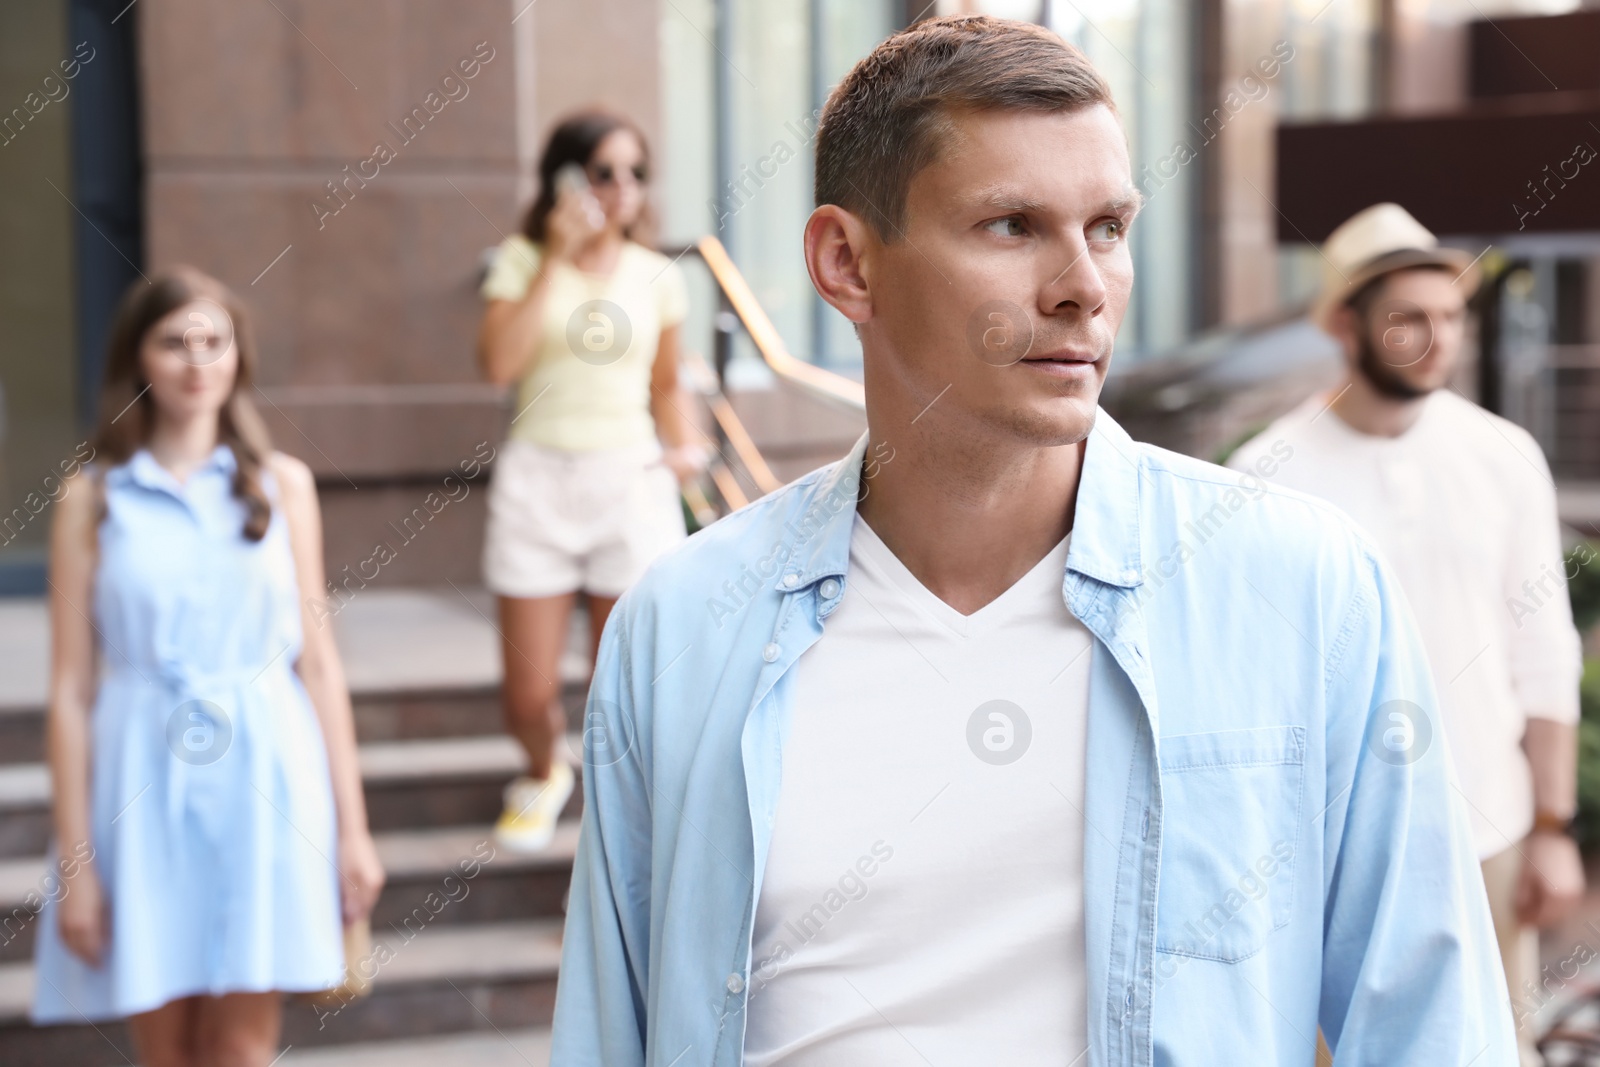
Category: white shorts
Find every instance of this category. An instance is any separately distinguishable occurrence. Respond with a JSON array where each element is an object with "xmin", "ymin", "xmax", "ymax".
[{"xmin": 482, "ymin": 438, "xmax": 686, "ymax": 599}]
